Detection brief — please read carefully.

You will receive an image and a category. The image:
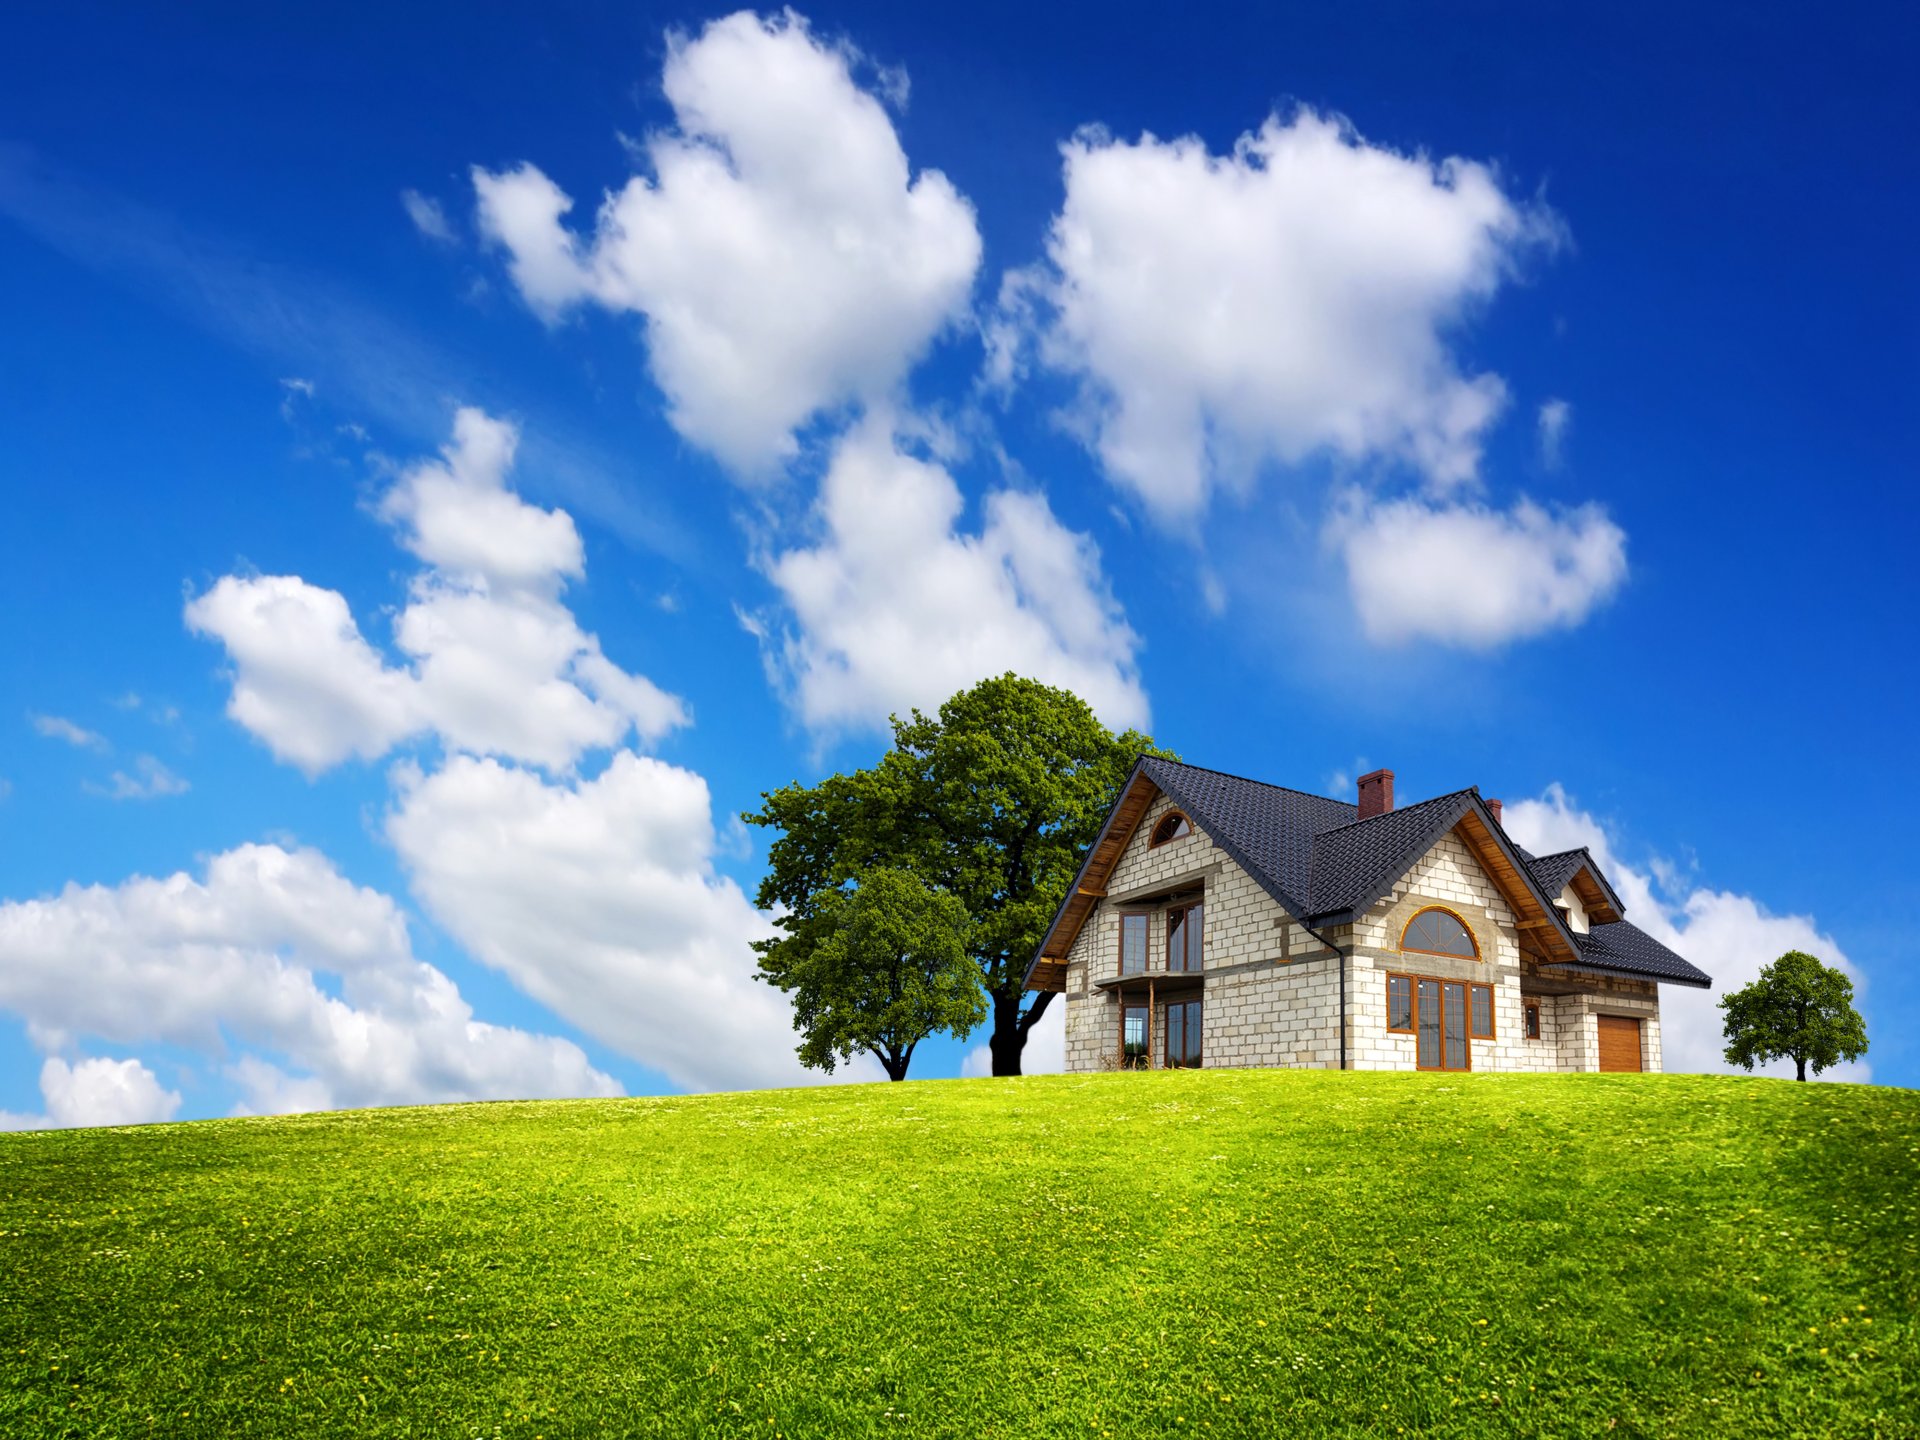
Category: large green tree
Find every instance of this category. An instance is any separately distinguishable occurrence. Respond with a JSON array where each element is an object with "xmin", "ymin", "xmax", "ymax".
[
  {"xmin": 745, "ymin": 674, "xmax": 1169, "ymax": 1075},
  {"xmin": 757, "ymin": 868, "xmax": 982, "ymax": 1081},
  {"xmin": 1720, "ymin": 950, "xmax": 1868, "ymax": 1081}
]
